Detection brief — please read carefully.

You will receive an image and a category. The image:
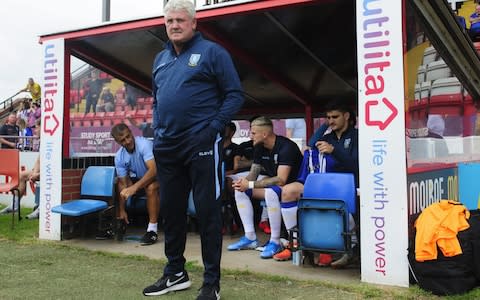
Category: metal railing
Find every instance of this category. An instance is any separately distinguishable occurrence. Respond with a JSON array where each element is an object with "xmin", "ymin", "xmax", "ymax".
[
  {"xmin": 0, "ymin": 135, "xmax": 40, "ymax": 152},
  {"xmin": 0, "ymin": 92, "xmax": 23, "ymax": 112}
]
